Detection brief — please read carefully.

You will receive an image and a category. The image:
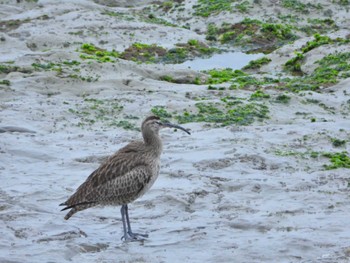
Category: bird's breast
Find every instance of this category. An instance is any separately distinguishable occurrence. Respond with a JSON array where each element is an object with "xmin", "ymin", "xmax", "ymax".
[{"xmin": 138, "ymin": 159, "xmax": 160, "ymax": 198}]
